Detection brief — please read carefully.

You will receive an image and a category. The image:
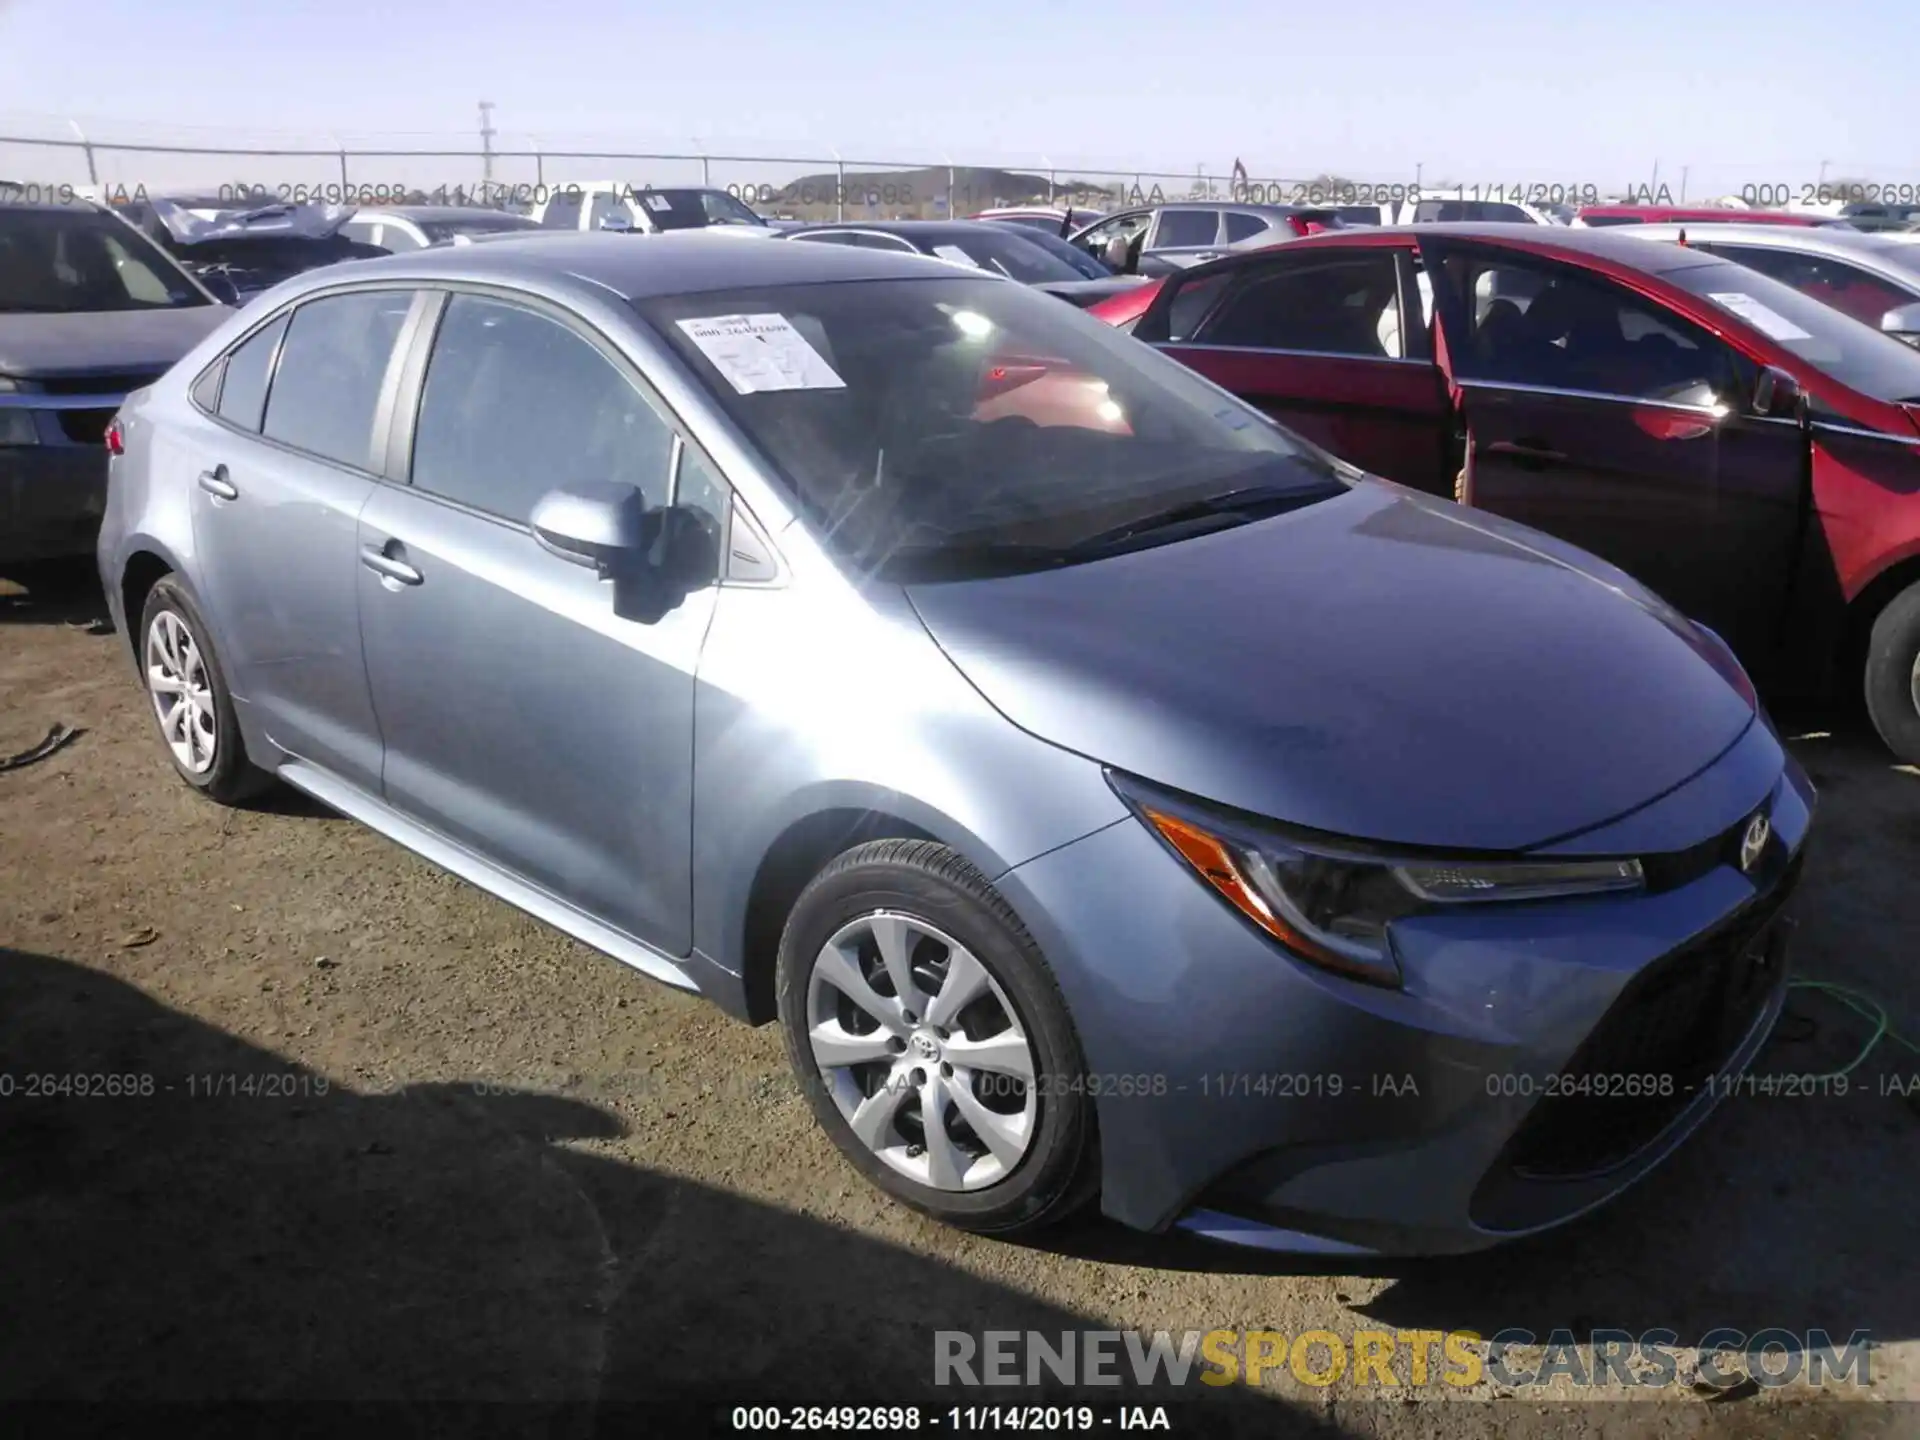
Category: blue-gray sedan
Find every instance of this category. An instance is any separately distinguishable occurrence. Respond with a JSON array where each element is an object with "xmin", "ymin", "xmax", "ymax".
[{"xmin": 97, "ymin": 233, "xmax": 1813, "ymax": 1255}]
